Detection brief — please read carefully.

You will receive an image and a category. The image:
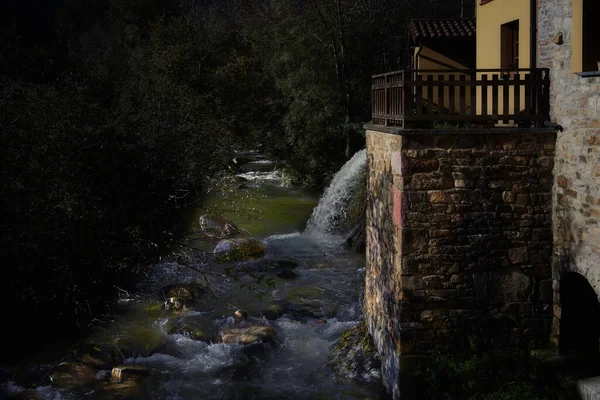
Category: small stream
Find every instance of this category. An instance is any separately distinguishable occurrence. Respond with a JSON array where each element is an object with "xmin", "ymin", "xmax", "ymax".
[{"xmin": 2, "ymin": 150, "xmax": 387, "ymax": 400}]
